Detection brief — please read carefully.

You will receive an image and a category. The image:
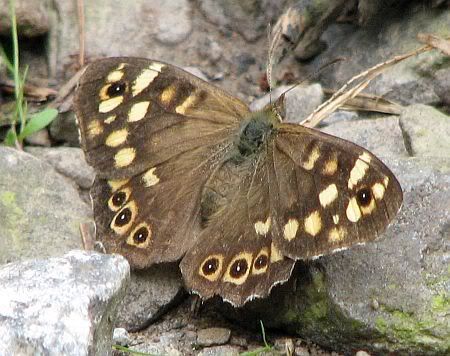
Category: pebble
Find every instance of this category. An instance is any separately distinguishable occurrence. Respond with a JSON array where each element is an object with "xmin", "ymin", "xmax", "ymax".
[{"xmin": 197, "ymin": 327, "xmax": 231, "ymax": 347}]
